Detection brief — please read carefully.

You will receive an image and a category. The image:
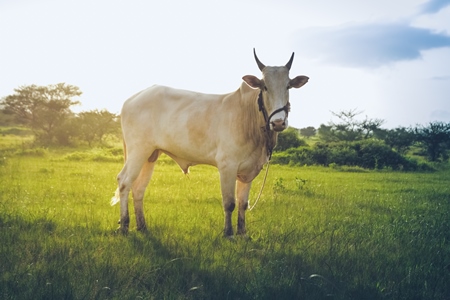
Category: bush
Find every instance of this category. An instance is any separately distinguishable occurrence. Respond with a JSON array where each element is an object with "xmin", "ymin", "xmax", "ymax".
[
  {"xmin": 355, "ymin": 140, "xmax": 417, "ymax": 170},
  {"xmin": 0, "ymin": 127, "xmax": 33, "ymax": 136},
  {"xmin": 271, "ymin": 152, "xmax": 291, "ymax": 165},
  {"xmin": 15, "ymin": 148, "xmax": 48, "ymax": 157},
  {"xmin": 275, "ymin": 128, "xmax": 307, "ymax": 151},
  {"xmin": 272, "ymin": 139, "xmax": 429, "ymax": 171},
  {"xmin": 329, "ymin": 144, "xmax": 358, "ymax": 166},
  {"xmin": 64, "ymin": 152, "xmax": 89, "ymax": 161},
  {"xmin": 106, "ymin": 147, "xmax": 123, "ymax": 156},
  {"xmin": 272, "ymin": 146, "xmax": 318, "ymax": 166},
  {"xmin": 63, "ymin": 148, "xmax": 122, "ymax": 162},
  {"xmin": 329, "ymin": 163, "xmax": 368, "ymax": 172}
]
